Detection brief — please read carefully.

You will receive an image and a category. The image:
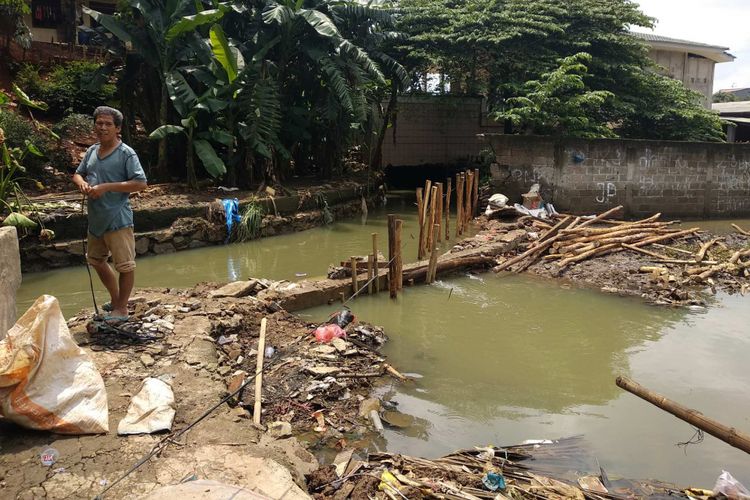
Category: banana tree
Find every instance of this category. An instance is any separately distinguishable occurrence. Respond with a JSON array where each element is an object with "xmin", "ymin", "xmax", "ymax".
[
  {"xmin": 149, "ymin": 70, "xmax": 233, "ymax": 188},
  {"xmin": 83, "ymin": 0, "xmax": 233, "ymax": 181}
]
